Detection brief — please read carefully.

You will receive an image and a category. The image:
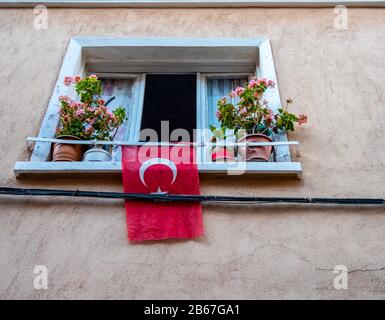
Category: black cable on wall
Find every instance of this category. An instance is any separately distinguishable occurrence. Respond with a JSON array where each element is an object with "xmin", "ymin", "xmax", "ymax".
[{"xmin": 0, "ymin": 187, "xmax": 384, "ymax": 206}]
